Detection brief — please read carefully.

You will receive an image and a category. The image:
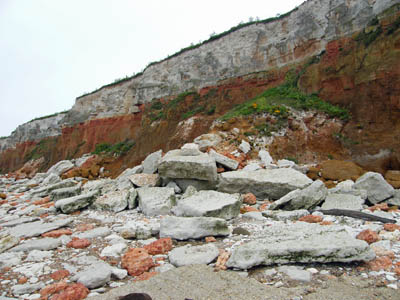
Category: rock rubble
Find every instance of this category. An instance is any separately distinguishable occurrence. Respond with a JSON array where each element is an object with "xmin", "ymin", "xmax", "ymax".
[{"xmin": 0, "ymin": 144, "xmax": 399, "ymax": 299}]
